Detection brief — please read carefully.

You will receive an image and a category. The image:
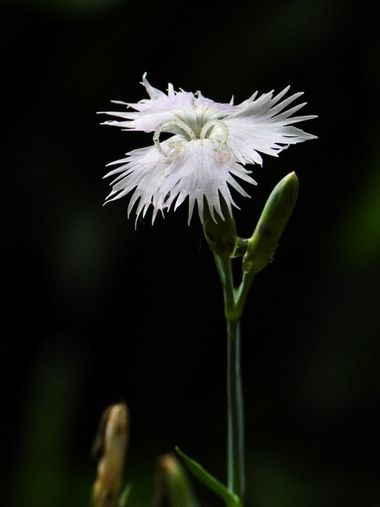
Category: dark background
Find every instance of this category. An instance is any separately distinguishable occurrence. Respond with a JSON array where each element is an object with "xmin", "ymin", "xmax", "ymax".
[{"xmin": 2, "ymin": 0, "xmax": 380, "ymax": 506}]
